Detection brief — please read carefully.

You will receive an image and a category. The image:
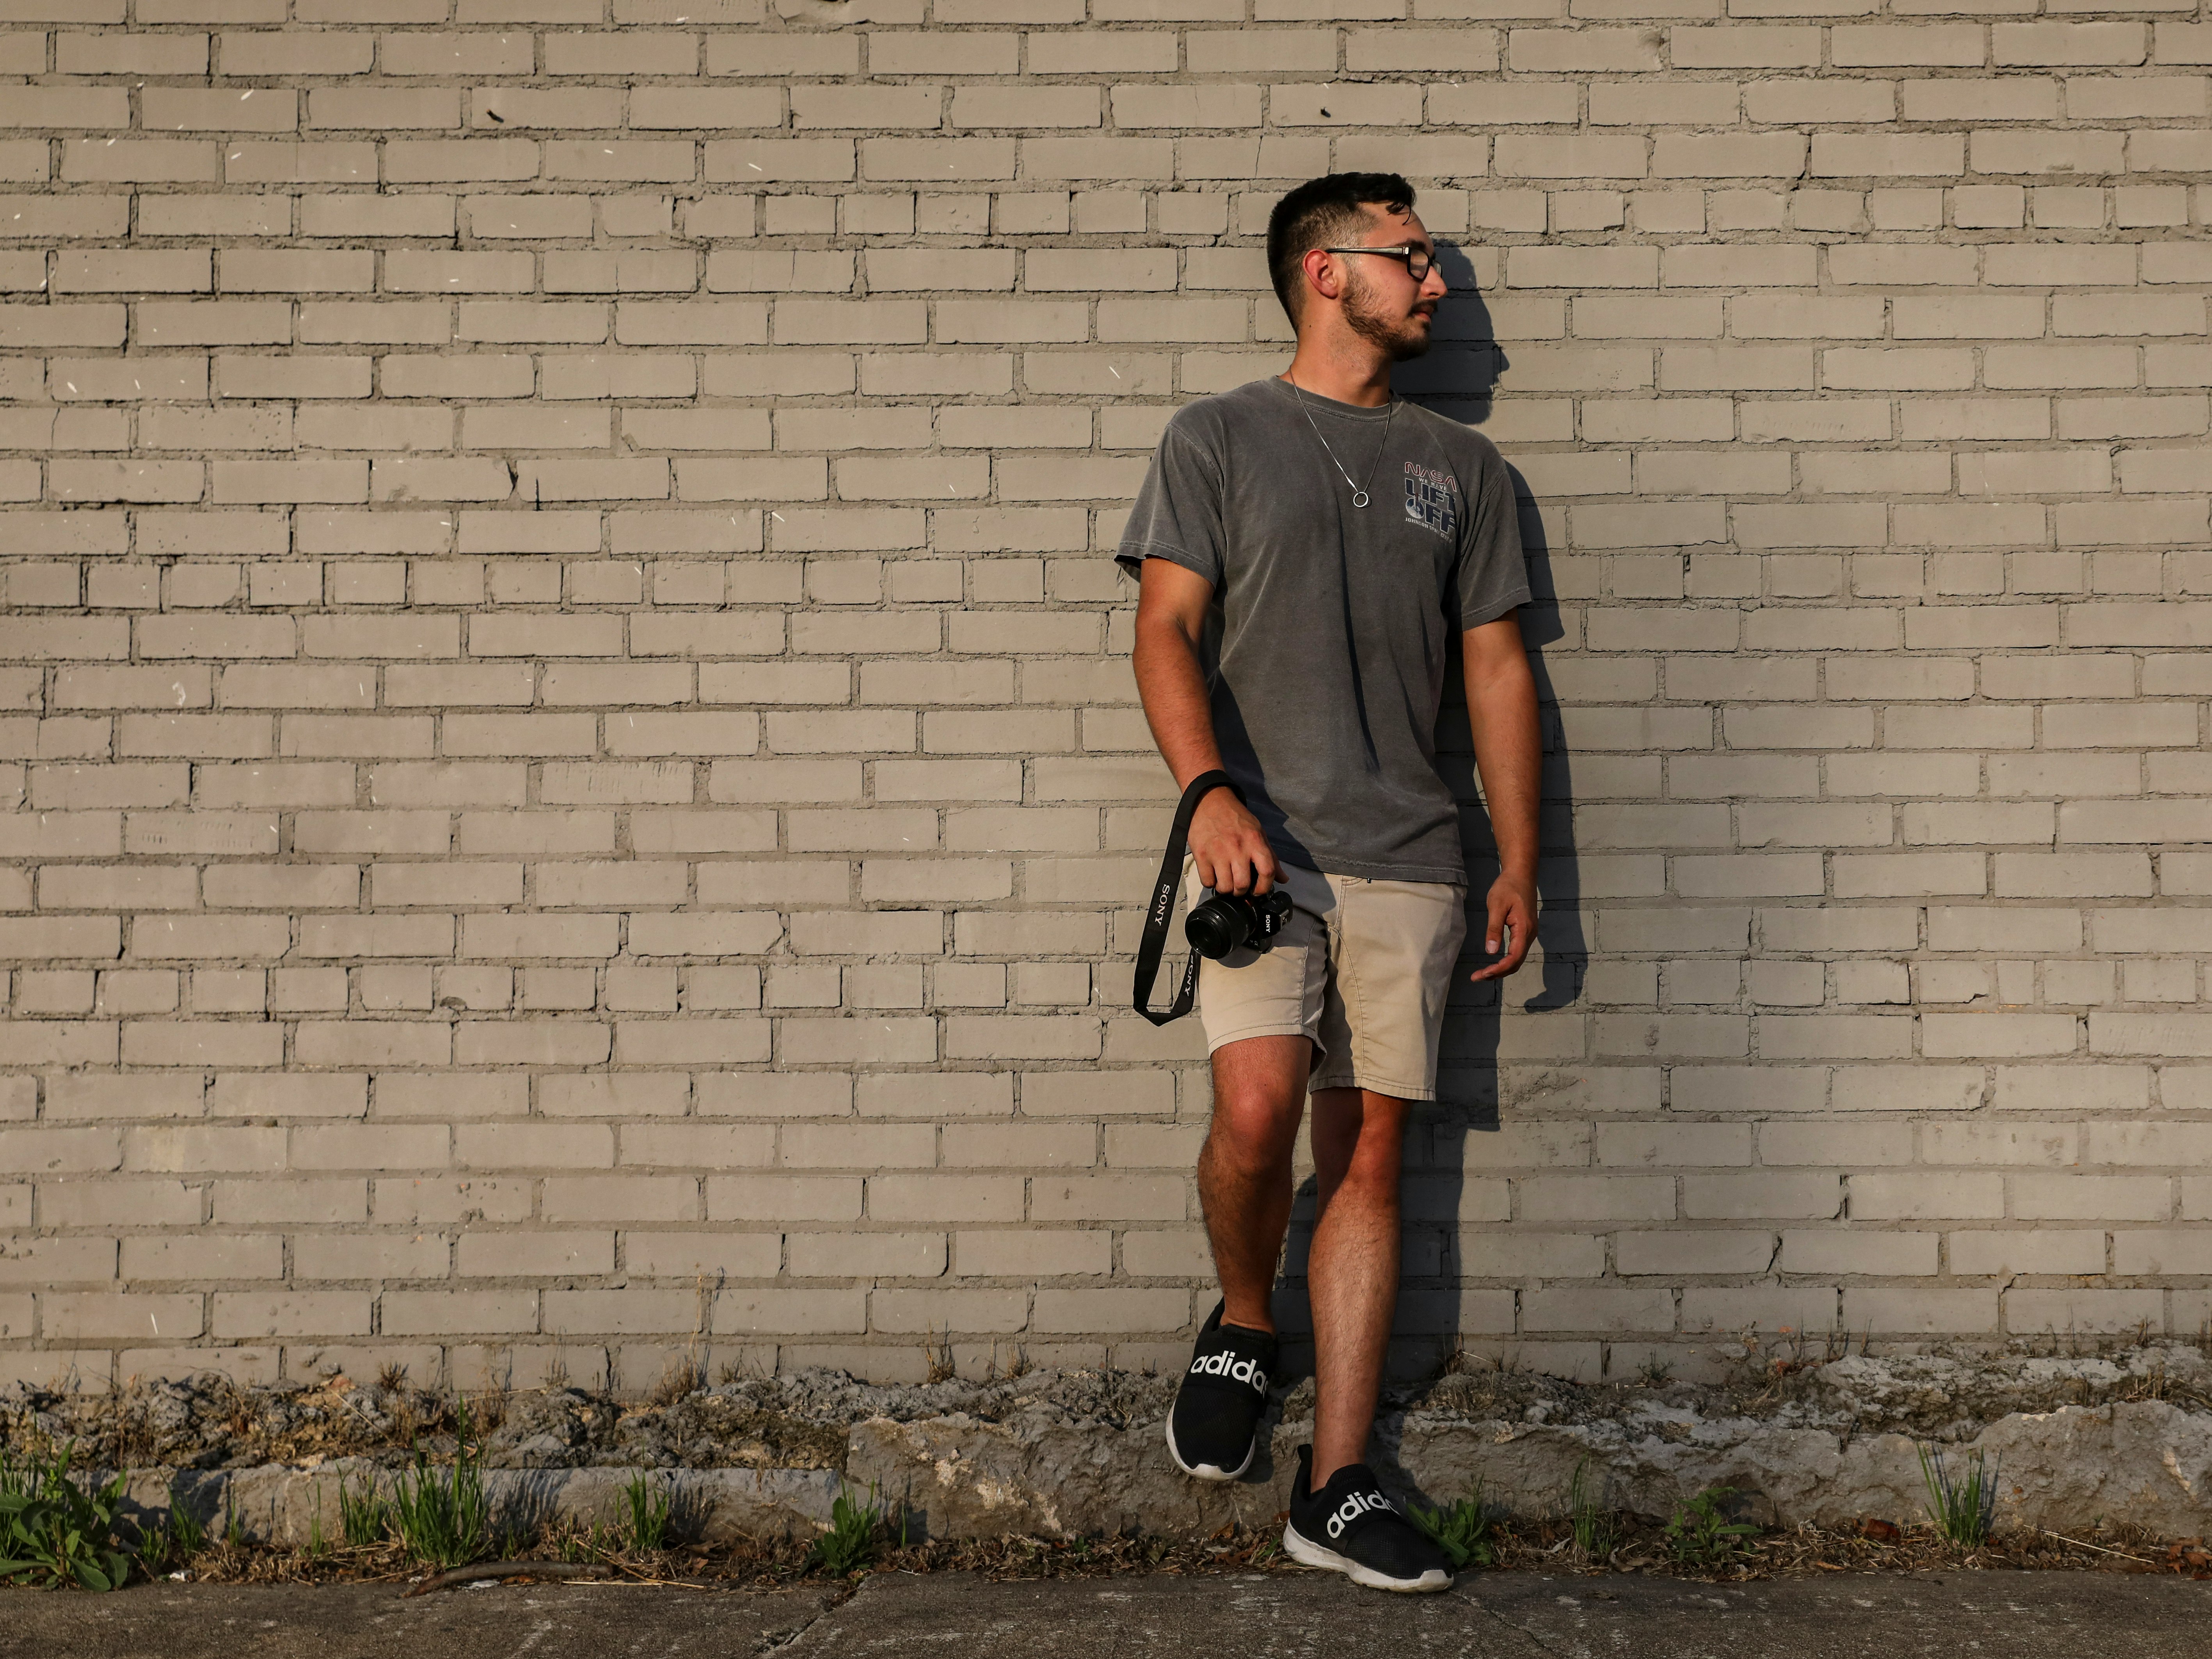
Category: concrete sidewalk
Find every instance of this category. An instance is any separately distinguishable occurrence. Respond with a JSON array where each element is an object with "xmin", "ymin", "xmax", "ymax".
[{"xmin": 10, "ymin": 1571, "xmax": 2212, "ymax": 1659}]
